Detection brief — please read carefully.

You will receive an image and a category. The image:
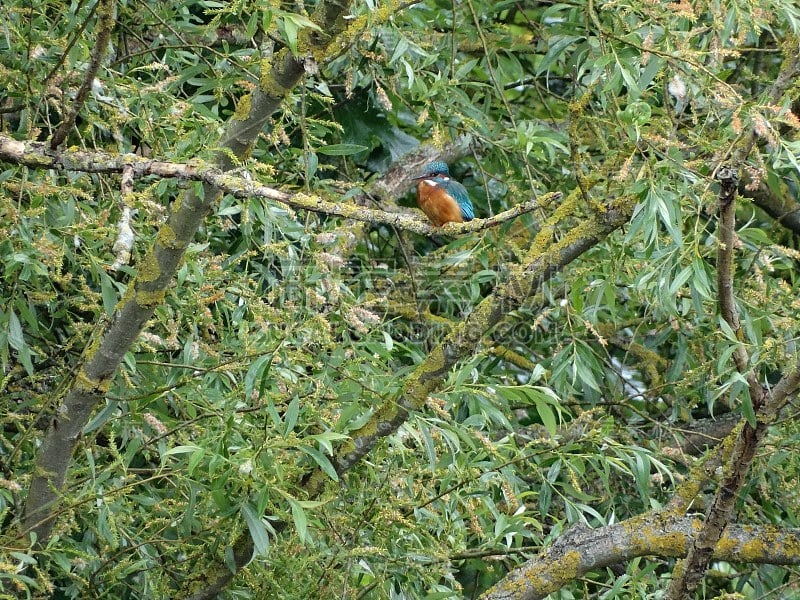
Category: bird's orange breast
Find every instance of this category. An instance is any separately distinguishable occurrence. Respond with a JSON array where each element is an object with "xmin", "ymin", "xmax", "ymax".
[{"xmin": 416, "ymin": 182, "xmax": 465, "ymax": 227}]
